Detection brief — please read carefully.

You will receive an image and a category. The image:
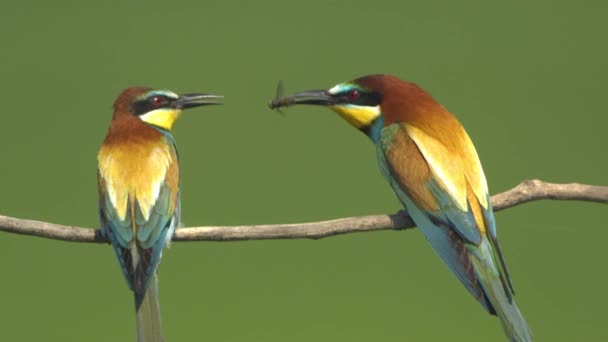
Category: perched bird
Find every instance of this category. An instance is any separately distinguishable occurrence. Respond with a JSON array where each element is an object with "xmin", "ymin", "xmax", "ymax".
[
  {"xmin": 98, "ymin": 87, "xmax": 222, "ymax": 341},
  {"xmin": 269, "ymin": 74, "xmax": 531, "ymax": 341}
]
